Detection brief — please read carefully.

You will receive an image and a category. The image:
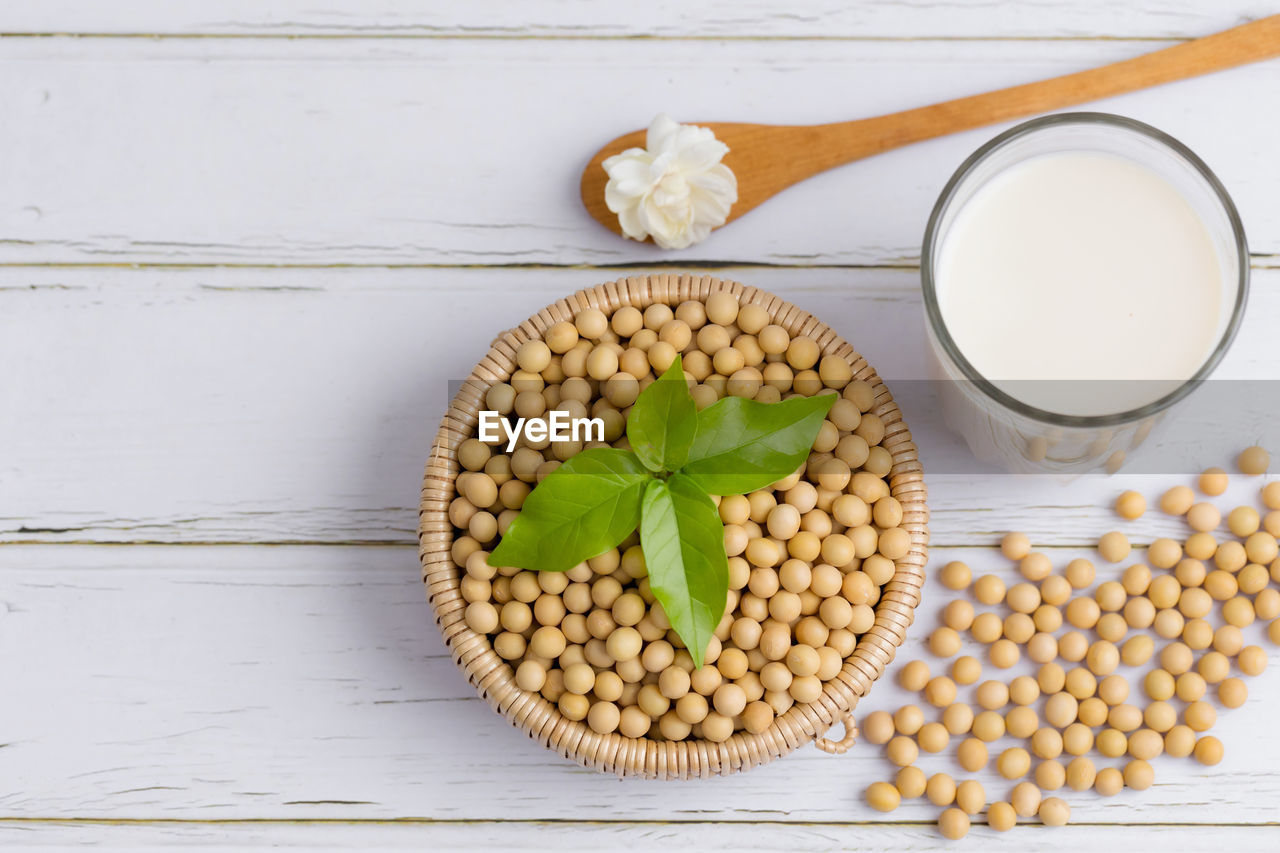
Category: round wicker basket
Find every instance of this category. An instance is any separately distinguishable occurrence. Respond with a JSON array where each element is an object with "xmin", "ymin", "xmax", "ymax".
[{"xmin": 419, "ymin": 273, "xmax": 928, "ymax": 778}]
